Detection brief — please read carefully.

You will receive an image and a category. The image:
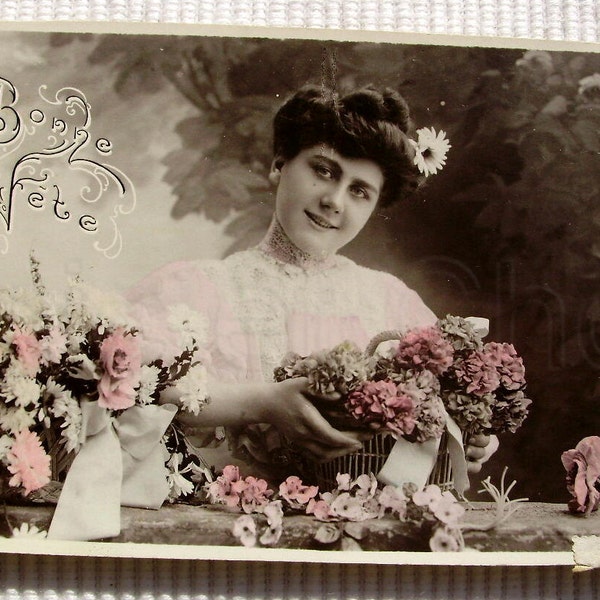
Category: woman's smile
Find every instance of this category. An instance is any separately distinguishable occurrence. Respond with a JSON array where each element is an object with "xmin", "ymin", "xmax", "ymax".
[{"xmin": 305, "ymin": 210, "xmax": 339, "ymax": 230}]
